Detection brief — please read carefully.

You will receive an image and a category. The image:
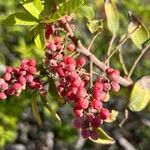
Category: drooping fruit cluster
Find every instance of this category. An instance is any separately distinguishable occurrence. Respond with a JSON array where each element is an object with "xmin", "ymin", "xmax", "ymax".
[
  {"xmin": 0, "ymin": 59, "xmax": 46, "ymax": 100},
  {"xmin": 44, "ymin": 16, "xmax": 121, "ymax": 140}
]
